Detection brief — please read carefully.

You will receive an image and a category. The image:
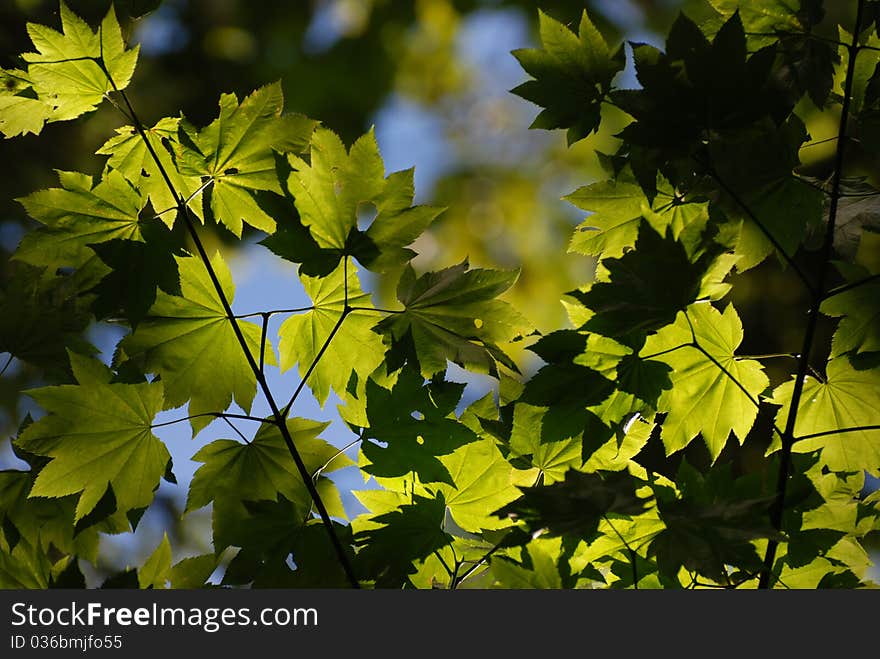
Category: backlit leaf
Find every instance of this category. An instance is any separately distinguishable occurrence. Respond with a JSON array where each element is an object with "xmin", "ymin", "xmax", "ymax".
[
  {"xmin": 641, "ymin": 303, "xmax": 768, "ymax": 460},
  {"xmin": 375, "ymin": 260, "xmax": 529, "ymax": 377},
  {"xmin": 770, "ymin": 358, "xmax": 880, "ymax": 475},
  {"xmin": 119, "ymin": 252, "xmax": 275, "ymax": 435},
  {"xmin": 17, "ymin": 376, "xmax": 167, "ymax": 520},
  {"xmin": 278, "ymin": 261, "xmax": 386, "ymax": 405}
]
